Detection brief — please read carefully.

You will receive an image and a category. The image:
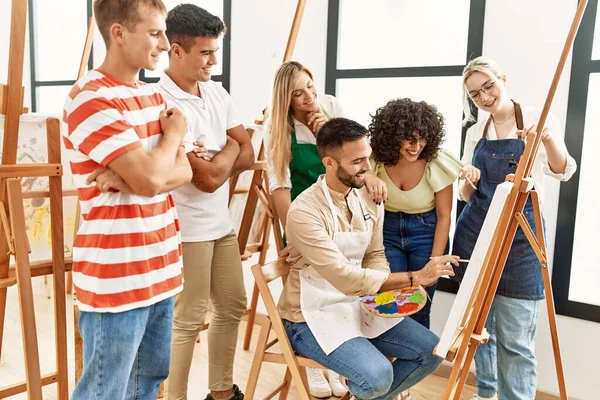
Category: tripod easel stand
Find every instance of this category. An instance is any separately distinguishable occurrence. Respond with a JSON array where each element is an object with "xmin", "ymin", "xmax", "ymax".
[
  {"xmin": 439, "ymin": 1, "xmax": 588, "ymax": 399},
  {"xmin": 0, "ymin": 1, "xmax": 69, "ymax": 398},
  {"xmin": 237, "ymin": 0, "xmax": 306, "ymax": 351},
  {"xmin": 71, "ymin": 15, "xmax": 96, "ymax": 384}
]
